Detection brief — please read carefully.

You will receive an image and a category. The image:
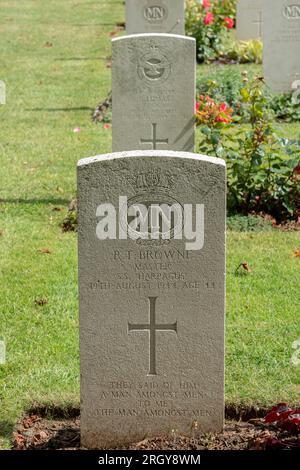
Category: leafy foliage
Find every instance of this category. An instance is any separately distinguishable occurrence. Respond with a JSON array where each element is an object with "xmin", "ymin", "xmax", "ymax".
[
  {"xmin": 227, "ymin": 214, "xmax": 274, "ymax": 232},
  {"xmin": 222, "ymin": 39, "xmax": 263, "ymax": 64},
  {"xmin": 197, "ymin": 68, "xmax": 300, "ymax": 122},
  {"xmin": 185, "ymin": 0, "xmax": 236, "ymax": 63},
  {"xmin": 196, "ymin": 76, "xmax": 300, "ymax": 221}
]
